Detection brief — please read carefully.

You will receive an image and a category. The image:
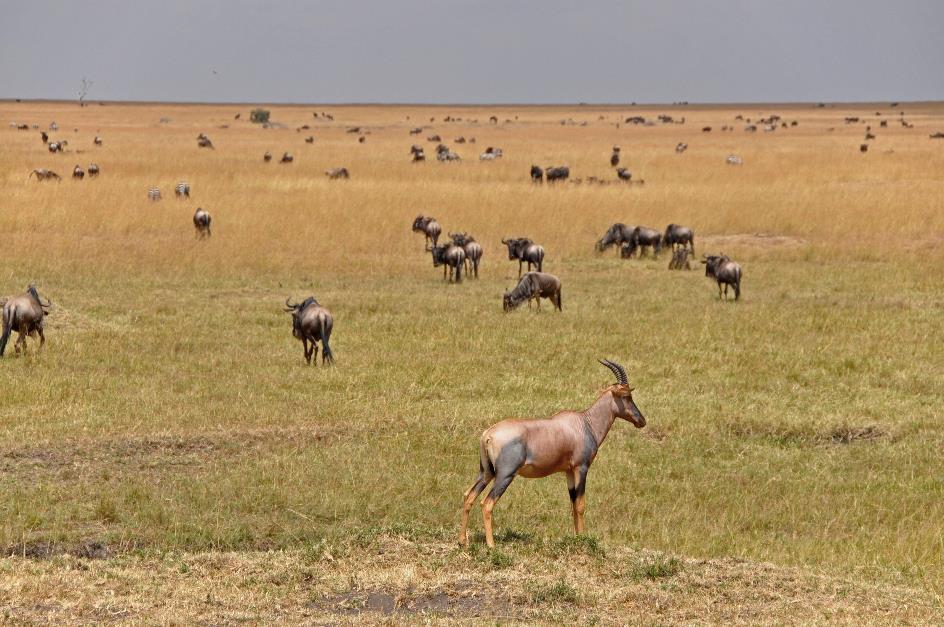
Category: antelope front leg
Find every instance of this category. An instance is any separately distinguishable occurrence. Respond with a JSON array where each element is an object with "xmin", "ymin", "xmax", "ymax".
[{"xmin": 568, "ymin": 467, "xmax": 589, "ymax": 534}]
